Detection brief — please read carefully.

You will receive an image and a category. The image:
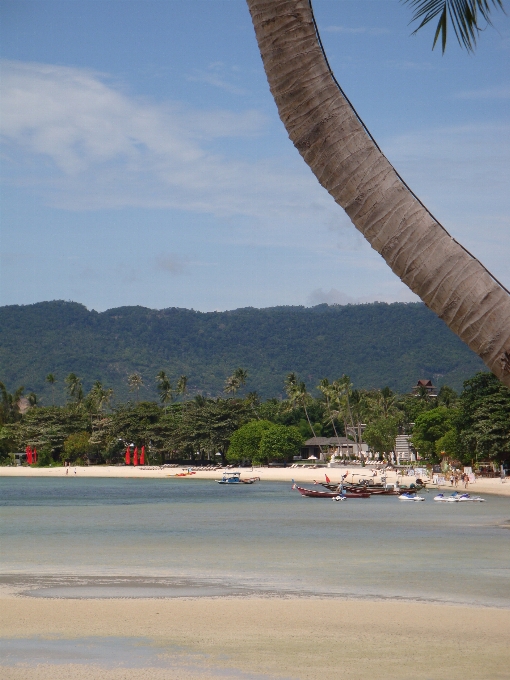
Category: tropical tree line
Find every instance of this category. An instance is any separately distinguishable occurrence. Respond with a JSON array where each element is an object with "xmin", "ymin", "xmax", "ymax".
[{"xmin": 0, "ymin": 369, "xmax": 508, "ymax": 467}]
